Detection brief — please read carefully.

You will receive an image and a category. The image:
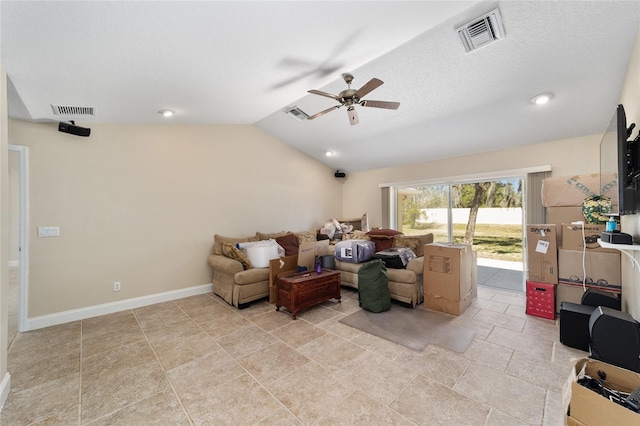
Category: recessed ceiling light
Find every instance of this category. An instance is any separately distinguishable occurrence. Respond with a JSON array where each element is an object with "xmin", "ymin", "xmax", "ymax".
[
  {"xmin": 531, "ymin": 93, "xmax": 553, "ymax": 105},
  {"xmin": 325, "ymin": 150, "xmax": 333, "ymax": 157},
  {"xmin": 159, "ymin": 109, "xmax": 174, "ymax": 117}
]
